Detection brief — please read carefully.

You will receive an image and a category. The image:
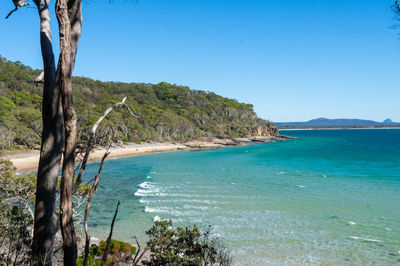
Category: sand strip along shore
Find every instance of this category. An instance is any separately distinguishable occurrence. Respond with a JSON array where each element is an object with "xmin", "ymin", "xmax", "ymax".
[{"xmin": 6, "ymin": 136, "xmax": 290, "ymax": 172}]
